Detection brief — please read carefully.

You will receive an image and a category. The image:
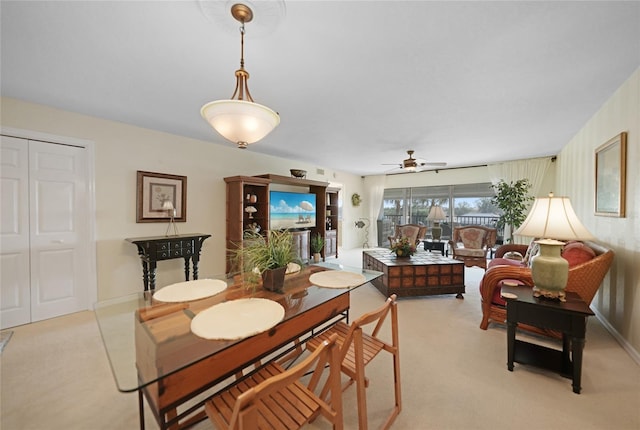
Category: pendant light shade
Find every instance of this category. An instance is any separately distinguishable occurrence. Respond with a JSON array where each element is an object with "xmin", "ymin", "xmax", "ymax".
[
  {"xmin": 201, "ymin": 100, "xmax": 279, "ymax": 148},
  {"xmin": 201, "ymin": 3, "xmax": 279, "ymax": 149}
]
